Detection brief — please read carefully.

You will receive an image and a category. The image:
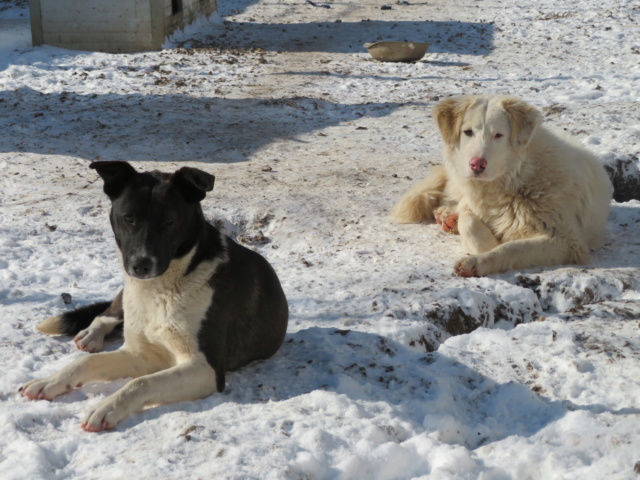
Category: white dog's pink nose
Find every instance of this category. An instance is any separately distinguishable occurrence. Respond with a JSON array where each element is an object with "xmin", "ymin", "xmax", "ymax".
[{"xmin": 470, "ymin": 157, "xmax": 487, "ymax": 174}]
